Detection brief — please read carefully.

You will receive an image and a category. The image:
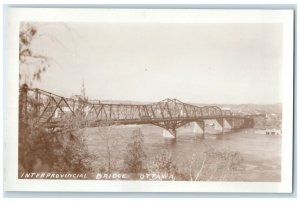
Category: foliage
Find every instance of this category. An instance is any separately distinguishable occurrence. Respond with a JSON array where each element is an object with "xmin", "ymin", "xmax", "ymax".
[
  {"xmin": 123, "ymin": 129, "xmax": 146, "ymax": 173},
  {"xmin": 19, "ymin": 23, "xmax": 50, "ymax": 84},
  {"xmin": 147, "ymin": 150, "xmax": 177, "ymax": 177},
  {"xmin": 18, "ymin": 94, "xmax": 95, "ymax": 175},
  {"xmin": 18, "ymin": 22, "xmax": 96, "ymax": 176},
  {"xmin": 182, "ymin": 145, "xmax": 244, "ymax": 181},
  {"xmin": 96, "ymin": 125, "xmax": 124, "ymax": 173}
]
